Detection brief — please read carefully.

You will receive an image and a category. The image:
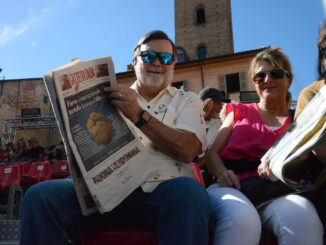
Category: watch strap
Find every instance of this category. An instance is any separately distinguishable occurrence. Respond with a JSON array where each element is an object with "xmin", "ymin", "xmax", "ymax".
[{"xmin": 135, "ymin": 110, "xmax": 151, "ymax": 128}]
